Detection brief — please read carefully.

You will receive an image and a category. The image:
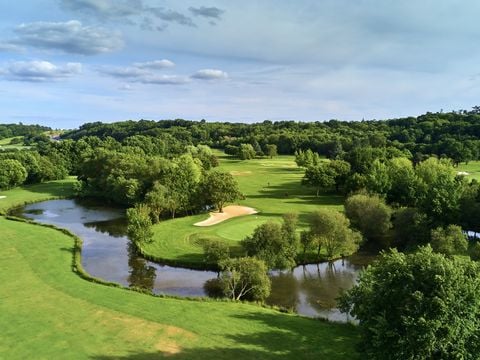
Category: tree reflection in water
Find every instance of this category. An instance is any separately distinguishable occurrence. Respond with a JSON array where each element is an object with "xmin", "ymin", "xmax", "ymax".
[{"xmin": 127, "ymin": 243, "xmax": 157, "ymax": 291}]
